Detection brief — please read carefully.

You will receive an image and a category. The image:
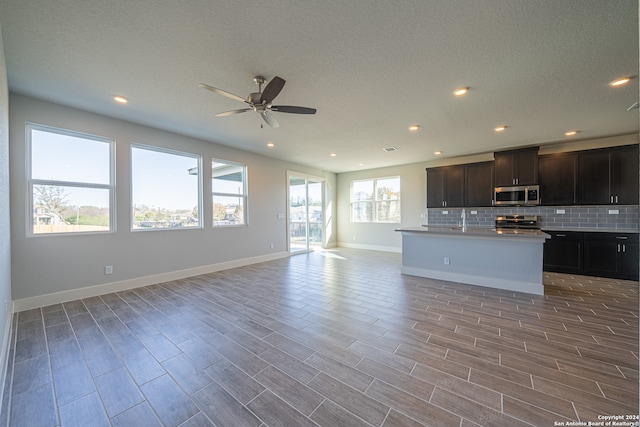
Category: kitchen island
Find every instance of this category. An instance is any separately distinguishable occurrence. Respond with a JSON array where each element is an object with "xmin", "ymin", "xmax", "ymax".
[{"xmin": 396, "ymin": 226, "xmax": 550, "ymax": 295}]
